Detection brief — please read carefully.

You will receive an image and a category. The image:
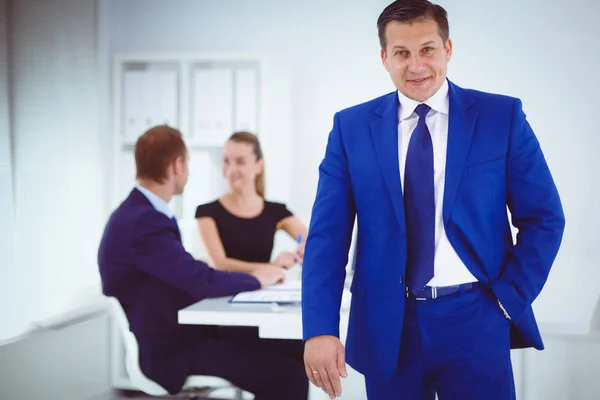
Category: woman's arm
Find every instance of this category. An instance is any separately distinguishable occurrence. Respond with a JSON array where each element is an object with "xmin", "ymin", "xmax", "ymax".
[
  {"xmin": 277, "ymin": 216, "xmax": 309, "ymax": 260},
  {"xmin": 196, "ymin": 217, "xmax": 272, "ymax": 273}
]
